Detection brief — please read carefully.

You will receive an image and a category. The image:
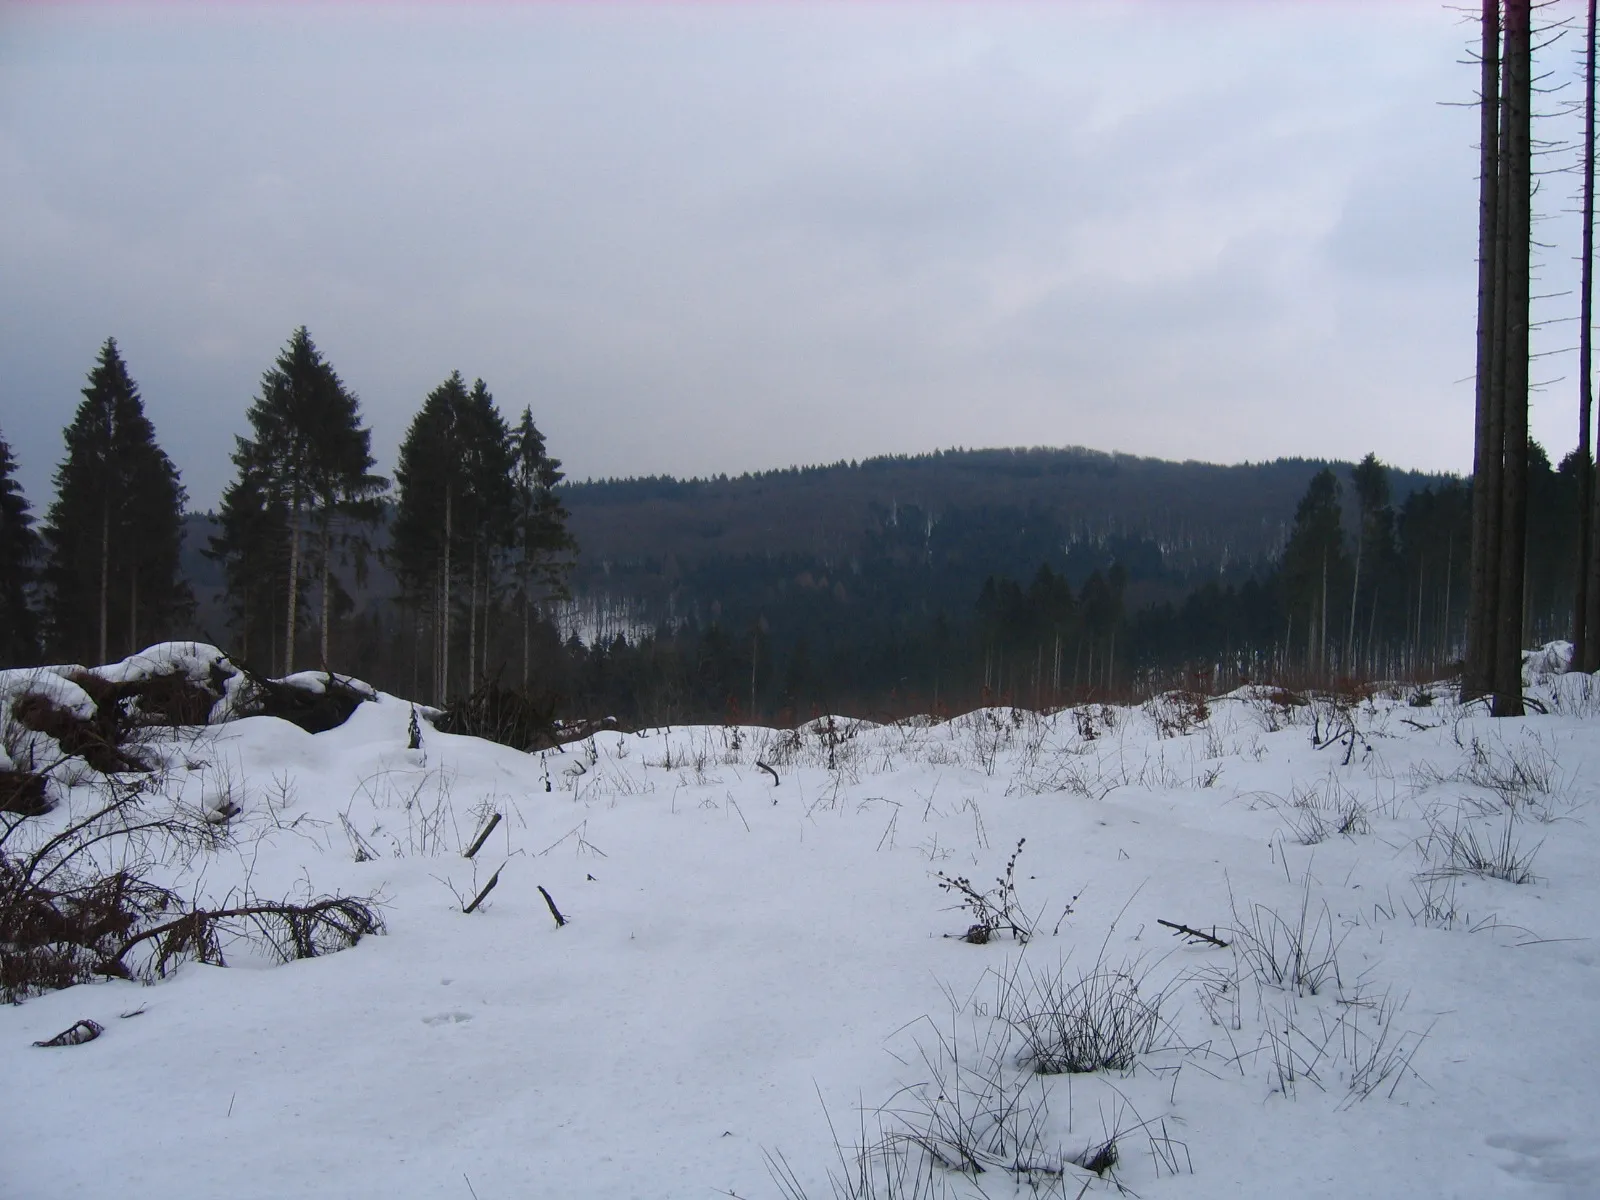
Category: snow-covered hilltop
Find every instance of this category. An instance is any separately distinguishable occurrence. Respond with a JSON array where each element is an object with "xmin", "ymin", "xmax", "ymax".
[{"xmin": 3, "ymin": 646, "xmax": 1597, "ymax": 1198}]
